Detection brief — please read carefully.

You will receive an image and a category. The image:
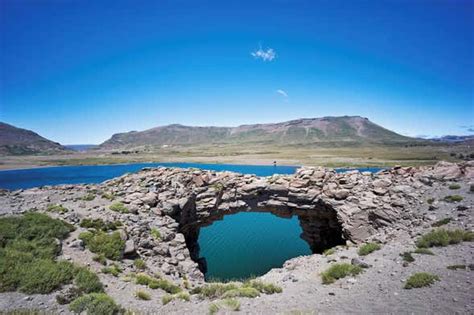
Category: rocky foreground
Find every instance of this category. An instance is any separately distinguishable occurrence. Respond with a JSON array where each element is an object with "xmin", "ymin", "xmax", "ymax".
[{"xmin": 0, "ymin": 161, "xmax": 473, "ymax": 314}]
